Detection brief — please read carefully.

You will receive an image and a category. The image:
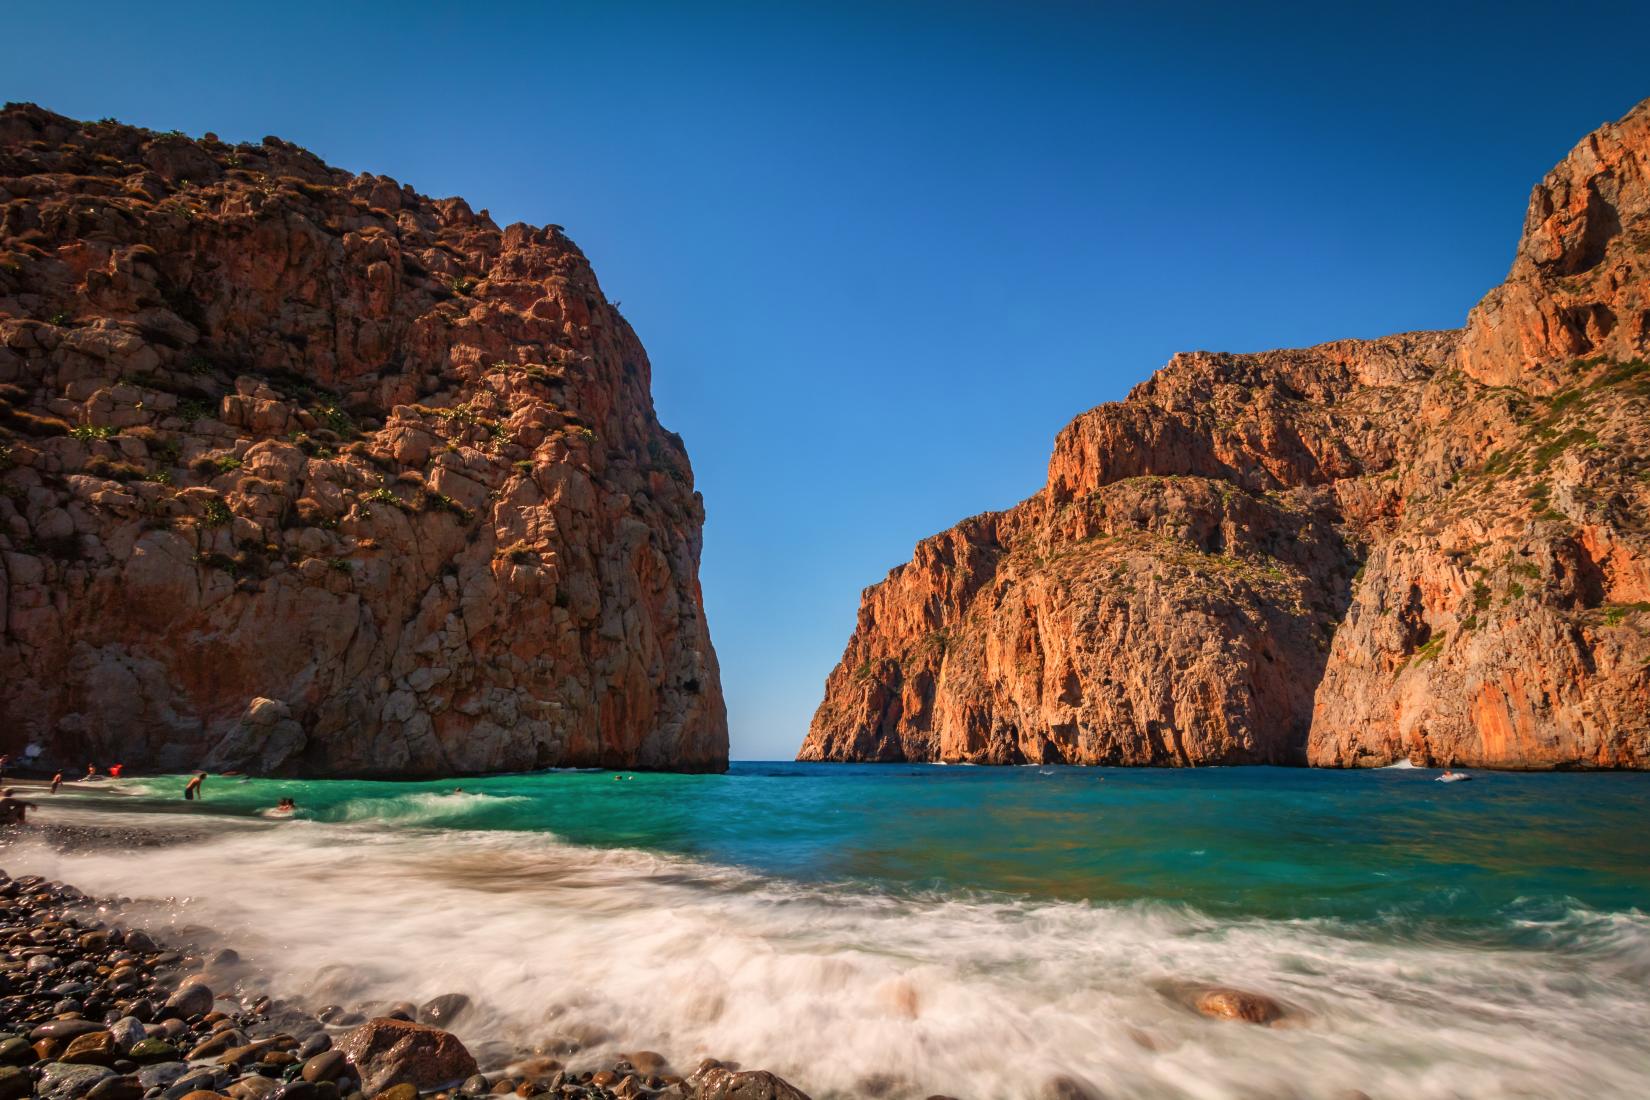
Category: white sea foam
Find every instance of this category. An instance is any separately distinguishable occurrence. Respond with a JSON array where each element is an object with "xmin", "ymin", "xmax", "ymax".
[{"xmin": 5, "ymin": 802, "xmax": 1650, "ymax": 1099}]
